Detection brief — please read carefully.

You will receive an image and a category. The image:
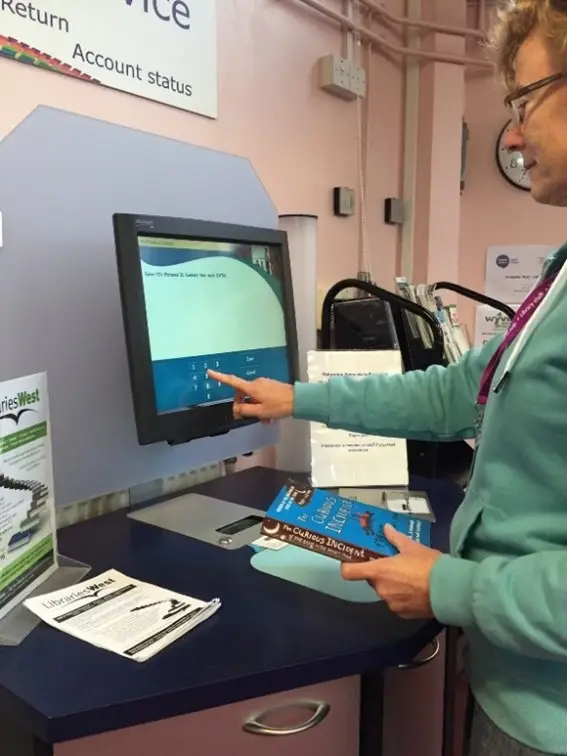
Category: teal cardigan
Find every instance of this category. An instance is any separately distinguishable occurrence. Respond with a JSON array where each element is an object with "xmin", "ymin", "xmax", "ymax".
[{"xmin": 293, "ymin": 245, "xmax": 567, "ymax": 752}]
